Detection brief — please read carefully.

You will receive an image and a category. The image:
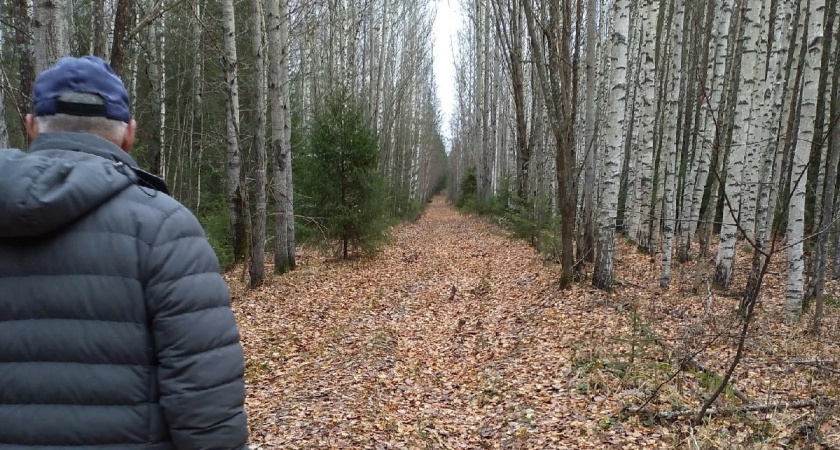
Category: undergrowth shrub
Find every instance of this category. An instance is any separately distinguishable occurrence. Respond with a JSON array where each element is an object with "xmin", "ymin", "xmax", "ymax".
[
  {"xmin": 388, "ymin": 186, "xmax": 423, "ymax": 222},
  {"xmin": 456, "ymin": 167, "xmax": 479, "ymax": 210},
  {"xmin": 197, "ymin": 200, "xmax": 234, "ymax": 270},
  {"xmin": 452, "ymin": 172, "xmax": 563, "ymax": 260}
]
